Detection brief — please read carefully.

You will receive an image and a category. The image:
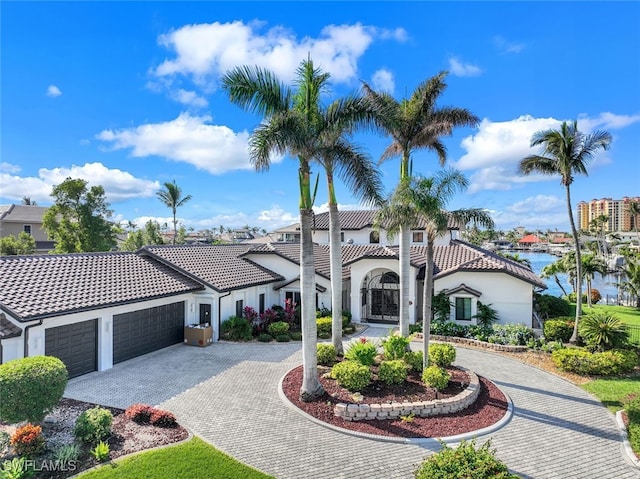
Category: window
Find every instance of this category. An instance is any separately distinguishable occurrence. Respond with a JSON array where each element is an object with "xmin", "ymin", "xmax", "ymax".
[
  {"xmin": 285, "ymin": 291, "xmax": 301, "ymax": 306},
  {"xmin": 259, "ymin": 294, "xmax": 265, "ymax": 314},
  {"xmin": 340, "ymin": 232, "xmax": 345, "ymax": 242},
  {"xmin": 381, "ymin": 272, "xmax": 399, "ymax": 284},
  {"xmin": 455, "ymin": 298, "xmax": 472, "ymax": 321},
  {"xmin": 369, "ymin": 231, "xmax": 380, "ymax": 244},
  {"xmin": 412, "ymin": 231, "xmax": 424, "ymax": 243},
  {"xmin": 235, "ymin": 300, "xmax": 244, "ymax": 318},
  {"xmin": 23, "ymin": 225, "xmax": 32, "ymax": 235}
]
